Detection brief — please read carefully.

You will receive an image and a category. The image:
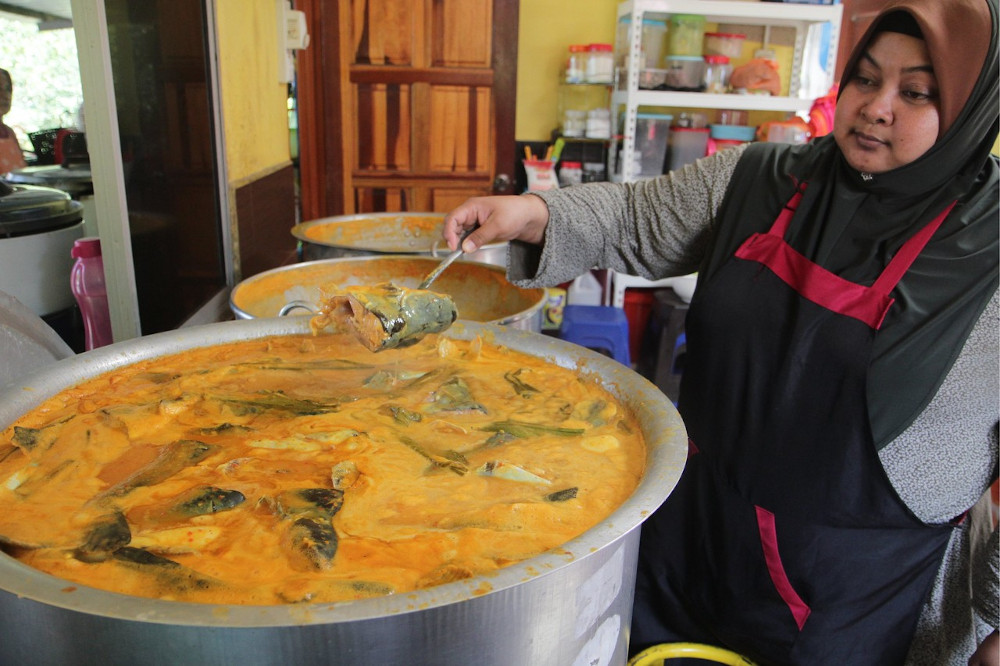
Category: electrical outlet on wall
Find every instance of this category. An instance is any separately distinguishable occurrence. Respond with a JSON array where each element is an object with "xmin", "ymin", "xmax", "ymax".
[{"xmin": 277, "ymin": 0, "xmax": 310, "ymax": 84}]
